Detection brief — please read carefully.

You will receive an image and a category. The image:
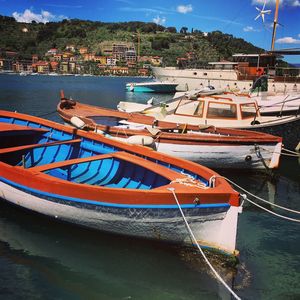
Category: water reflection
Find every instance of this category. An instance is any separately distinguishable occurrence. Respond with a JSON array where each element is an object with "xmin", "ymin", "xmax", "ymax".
[{"xmin": 0, "ymin": 201, "xmax": 241, "ymax": 300}]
